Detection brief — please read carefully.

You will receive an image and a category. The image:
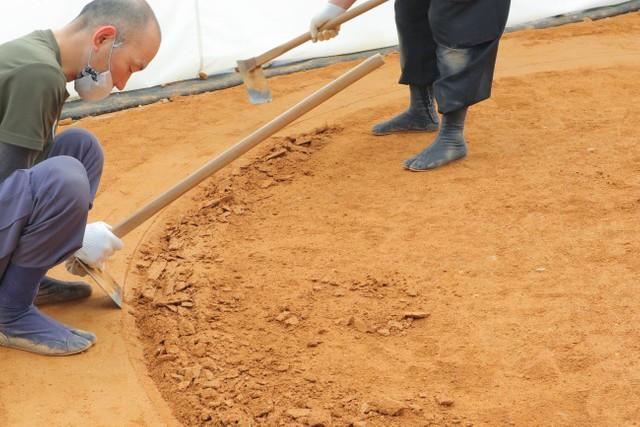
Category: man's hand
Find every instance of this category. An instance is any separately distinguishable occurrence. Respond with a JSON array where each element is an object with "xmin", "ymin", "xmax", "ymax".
[
  {"xmin": 64, "ymin": 257, "xmax": 87, "ymax": 277},
  {"xmin": 72, "ymin": 221, "xmax": 124, "ymax": 271},
  {"xmin": 310, "ymin": 3, "xmax": 347, "ymax": 42}
]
